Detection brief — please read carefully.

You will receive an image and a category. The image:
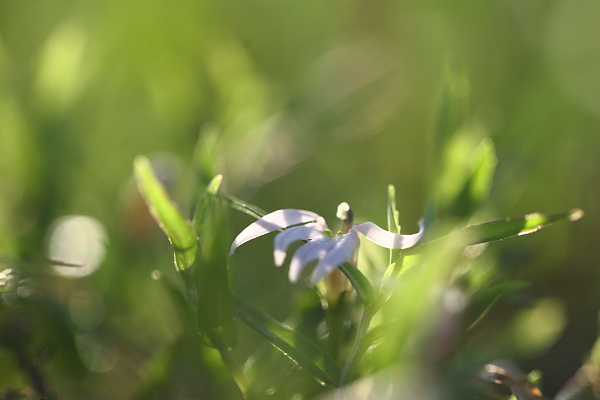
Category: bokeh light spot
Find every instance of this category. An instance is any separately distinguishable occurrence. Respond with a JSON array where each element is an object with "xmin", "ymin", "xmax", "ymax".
[{"xmin": 48, "ymin": 215, "xmax": 108, "ymax": 278}]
